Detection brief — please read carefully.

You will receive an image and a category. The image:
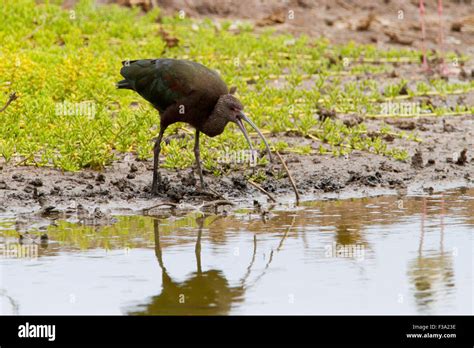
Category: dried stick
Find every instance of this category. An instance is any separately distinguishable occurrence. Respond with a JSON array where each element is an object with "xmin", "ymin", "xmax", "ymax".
[
  {"xmin": 143, "ymin": 202, "xmax": 178, "ymax": 213},
  {"xmin": 247, "ymin": 179, "xmax": 277, "ymax": 203},
  {"xmin": 201, "ymin": 200, "xmax": 234, "ymax": 208},
  {"xmin": 143, "ymin": 199, "xmax": 234, "ymax": 213},
  {"xmin": 0, "ymin": 92, "xmax": 18, "ymax": 113}
]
